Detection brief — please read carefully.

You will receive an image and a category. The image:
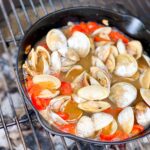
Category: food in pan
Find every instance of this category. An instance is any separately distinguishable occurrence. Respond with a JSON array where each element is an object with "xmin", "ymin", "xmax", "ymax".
[{"xmin": 23, "ymin": 20, "xmax": 150, "ymax": 141}]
